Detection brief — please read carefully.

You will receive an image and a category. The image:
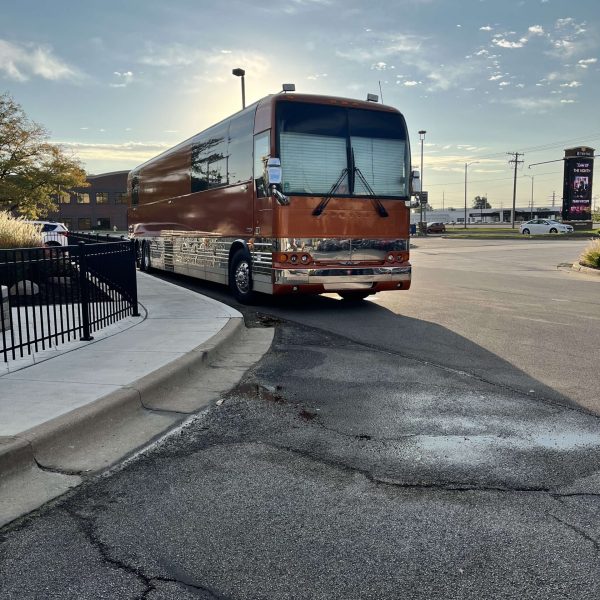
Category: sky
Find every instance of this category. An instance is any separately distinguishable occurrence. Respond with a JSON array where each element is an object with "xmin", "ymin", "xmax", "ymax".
[{"xmin": 1, "ymin": 0, "xmax": 599, "ymax": 211}]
